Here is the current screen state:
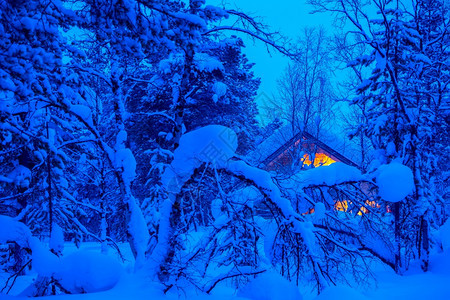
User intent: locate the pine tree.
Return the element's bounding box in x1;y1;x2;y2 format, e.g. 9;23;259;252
309;0;449;272
0;0;92;244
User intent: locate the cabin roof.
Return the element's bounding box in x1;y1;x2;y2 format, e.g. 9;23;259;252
249;125;359;168
262;131;358;167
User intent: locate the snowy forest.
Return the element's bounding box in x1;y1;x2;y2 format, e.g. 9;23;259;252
0;0;449;299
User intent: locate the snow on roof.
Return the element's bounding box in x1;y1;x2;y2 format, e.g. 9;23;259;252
249;124;297;165
249;124;361;168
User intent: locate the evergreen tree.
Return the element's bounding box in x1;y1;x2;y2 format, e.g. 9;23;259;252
309;0;449;272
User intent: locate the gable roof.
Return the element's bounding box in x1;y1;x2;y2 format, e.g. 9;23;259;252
262;131;358;168
249;125;359;169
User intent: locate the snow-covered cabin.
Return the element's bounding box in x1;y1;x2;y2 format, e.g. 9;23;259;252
250;126;380;217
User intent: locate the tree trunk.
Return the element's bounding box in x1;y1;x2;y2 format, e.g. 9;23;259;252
419;216;430;271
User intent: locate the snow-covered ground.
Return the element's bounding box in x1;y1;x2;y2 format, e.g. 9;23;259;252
2;241;450;299
313;251;450;300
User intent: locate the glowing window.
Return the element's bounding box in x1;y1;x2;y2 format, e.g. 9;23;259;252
302;153;336;167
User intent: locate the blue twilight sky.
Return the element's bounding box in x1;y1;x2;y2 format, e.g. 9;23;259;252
210;0;336;122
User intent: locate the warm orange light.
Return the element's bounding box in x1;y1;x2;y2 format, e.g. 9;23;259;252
302;207;315;215
302;153;336;167
304;200;383;216
357;200;380;215
335;200;348;212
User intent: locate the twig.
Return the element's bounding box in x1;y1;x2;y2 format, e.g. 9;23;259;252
1;259;32;294
205;269;266;294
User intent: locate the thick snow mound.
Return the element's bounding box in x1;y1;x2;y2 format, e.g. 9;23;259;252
163;125;237;193
0;215;32;247
238;271;302;300
175;125;237;165
0;216;60;277
314;286;369;300
286;162;363;188
376;162;414;202
55;250;123;294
